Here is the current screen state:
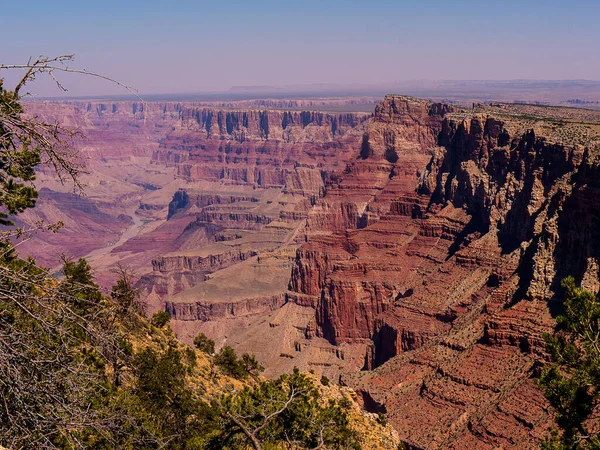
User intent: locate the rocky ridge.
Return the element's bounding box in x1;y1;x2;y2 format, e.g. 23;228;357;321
285;96;600;449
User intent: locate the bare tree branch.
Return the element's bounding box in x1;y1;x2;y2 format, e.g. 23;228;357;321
2;54;143;102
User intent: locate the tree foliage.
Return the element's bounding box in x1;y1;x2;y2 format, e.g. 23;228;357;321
212;368;360;450
0;74;83;226
539;277;600;450
194;332;215;354
214;345;264;380
0;250;149;448
150;310;171;328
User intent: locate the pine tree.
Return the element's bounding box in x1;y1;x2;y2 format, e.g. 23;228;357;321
538;277;600;449
193;332;215;354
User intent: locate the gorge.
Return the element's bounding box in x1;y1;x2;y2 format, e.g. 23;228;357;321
19;94;600;449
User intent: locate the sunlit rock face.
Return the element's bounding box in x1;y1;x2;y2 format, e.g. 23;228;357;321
288;96;600;449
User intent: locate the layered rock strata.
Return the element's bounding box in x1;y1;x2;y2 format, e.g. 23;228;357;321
22;96;600;448
153;108;370;195
134;106;370;312
286;96;600;449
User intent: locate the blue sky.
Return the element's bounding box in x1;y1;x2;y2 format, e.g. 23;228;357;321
1;0;599;96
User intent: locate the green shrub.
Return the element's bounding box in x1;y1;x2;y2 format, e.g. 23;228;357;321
213;368;360;449
214;346;263;380
151;310;171;328
193;332;215;354
241;352;264;376
538;277;600;449
214;345;245;379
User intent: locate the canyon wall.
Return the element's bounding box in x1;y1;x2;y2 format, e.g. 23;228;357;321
153;108;369;195
135;105;370;311
19;100;369;293
286;96;600;449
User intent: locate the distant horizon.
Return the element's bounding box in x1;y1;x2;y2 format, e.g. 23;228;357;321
29;78;600;97
23;79;600;105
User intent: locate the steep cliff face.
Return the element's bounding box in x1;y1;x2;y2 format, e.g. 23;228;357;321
291;96;454;344
135;105;371;311
293;98;600;357
167;191;260;219
153;108;370;195
286;96;600;449
165;293;286;321
418;110;594;301
178;108;367;141
303;97;450;233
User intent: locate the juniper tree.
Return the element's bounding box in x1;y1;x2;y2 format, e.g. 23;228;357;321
194;332;215;354
212;368;360;450
539;277;600;449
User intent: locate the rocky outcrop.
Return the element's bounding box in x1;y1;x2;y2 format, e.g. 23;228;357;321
302;96;449;233
287;96;600;448
194;211;272;229
152;249;258;273
168;191;260;219
165;293;286;321
178;108;368;142
153;108;369;195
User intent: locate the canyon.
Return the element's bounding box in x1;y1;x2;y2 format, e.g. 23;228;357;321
18;94;600;449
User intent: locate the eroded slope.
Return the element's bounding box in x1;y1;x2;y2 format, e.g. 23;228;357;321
287;96;600;449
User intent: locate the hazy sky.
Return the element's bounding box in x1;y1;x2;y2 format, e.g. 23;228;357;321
2;0;599;97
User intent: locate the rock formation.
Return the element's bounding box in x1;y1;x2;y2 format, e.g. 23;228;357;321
287;97;600;449
19;100;368;291
154;108;369;194
134;106;370;310
19;95;600;449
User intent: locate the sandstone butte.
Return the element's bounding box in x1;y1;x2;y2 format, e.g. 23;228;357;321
19;95;600;449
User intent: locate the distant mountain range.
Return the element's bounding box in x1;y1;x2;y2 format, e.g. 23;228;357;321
37;79;600;107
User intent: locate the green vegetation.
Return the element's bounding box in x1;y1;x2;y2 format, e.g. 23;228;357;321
0;251;361;449
216;368;360;450
214;345;264;380
538;277;600;449
150;310;171;328
194;332;215;354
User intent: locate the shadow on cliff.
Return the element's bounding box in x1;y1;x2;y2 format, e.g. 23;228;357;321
510;165;600;318
549;172;600;316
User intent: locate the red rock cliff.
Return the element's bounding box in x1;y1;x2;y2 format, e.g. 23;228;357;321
288;96;600;449
152;108;370;195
